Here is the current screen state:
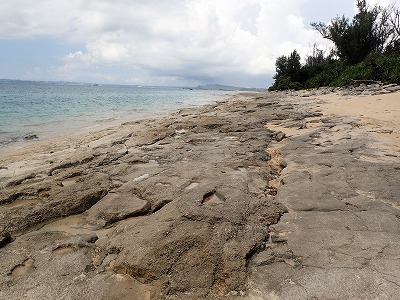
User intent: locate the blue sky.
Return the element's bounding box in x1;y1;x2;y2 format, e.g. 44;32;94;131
0;0;394;87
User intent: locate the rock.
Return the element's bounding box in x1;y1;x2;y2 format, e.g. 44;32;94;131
387;85;400;92
362;90;374;95
87;193;151;226
301;93;311;97
382;84;398;89
275;131;286;142
5;173;36;187
0;173;110;233
0;227;12;248
281;120;306;129
0;92;297;298
332;82;400;96
106;196;287;297
373;89;391;95
23;133;39;140
247;93;400;299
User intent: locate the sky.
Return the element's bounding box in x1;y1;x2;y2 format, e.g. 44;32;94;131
0;0;395;88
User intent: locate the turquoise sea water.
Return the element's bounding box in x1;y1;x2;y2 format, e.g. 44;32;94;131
0;80;231;146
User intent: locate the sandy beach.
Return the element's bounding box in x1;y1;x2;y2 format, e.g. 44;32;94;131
1;88;399;299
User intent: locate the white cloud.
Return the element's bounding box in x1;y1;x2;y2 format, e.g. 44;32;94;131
0;0;351;86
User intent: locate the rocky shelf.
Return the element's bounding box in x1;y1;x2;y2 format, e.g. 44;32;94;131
1;88;399;299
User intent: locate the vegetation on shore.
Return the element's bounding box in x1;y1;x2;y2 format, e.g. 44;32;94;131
269;0;400;91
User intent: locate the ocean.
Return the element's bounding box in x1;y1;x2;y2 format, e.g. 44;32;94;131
0;80;232;147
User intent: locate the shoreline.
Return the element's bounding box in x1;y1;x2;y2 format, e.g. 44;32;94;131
0;92;233;156
0;82;234;151
1;89;400;299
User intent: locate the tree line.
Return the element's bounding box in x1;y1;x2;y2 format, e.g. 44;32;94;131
269;0;400;91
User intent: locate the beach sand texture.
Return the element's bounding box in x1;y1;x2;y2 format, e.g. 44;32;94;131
0;89;399;299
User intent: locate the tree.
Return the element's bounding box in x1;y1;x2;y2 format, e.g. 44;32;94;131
269;1;400;90
274;50;301;80
305;44;328;67
270;50;302;90
274;55;288;77
311;0;392;64
382;3;400;53
287;50;301;81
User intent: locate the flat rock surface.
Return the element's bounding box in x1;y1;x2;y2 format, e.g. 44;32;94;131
248;91;400;300
0;89;399;299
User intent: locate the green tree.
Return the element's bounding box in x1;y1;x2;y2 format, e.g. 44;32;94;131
269;1;400;90
287;50;301;81
312;0;385;64
275;55;288;77
270;50;302;90
274;50;301;79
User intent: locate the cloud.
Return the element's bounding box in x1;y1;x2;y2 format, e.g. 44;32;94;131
5;0;390;86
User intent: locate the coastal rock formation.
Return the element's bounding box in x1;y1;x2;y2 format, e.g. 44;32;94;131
0;93;296;299
1;88;399;299
247;91;400;299
276;82;400;98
